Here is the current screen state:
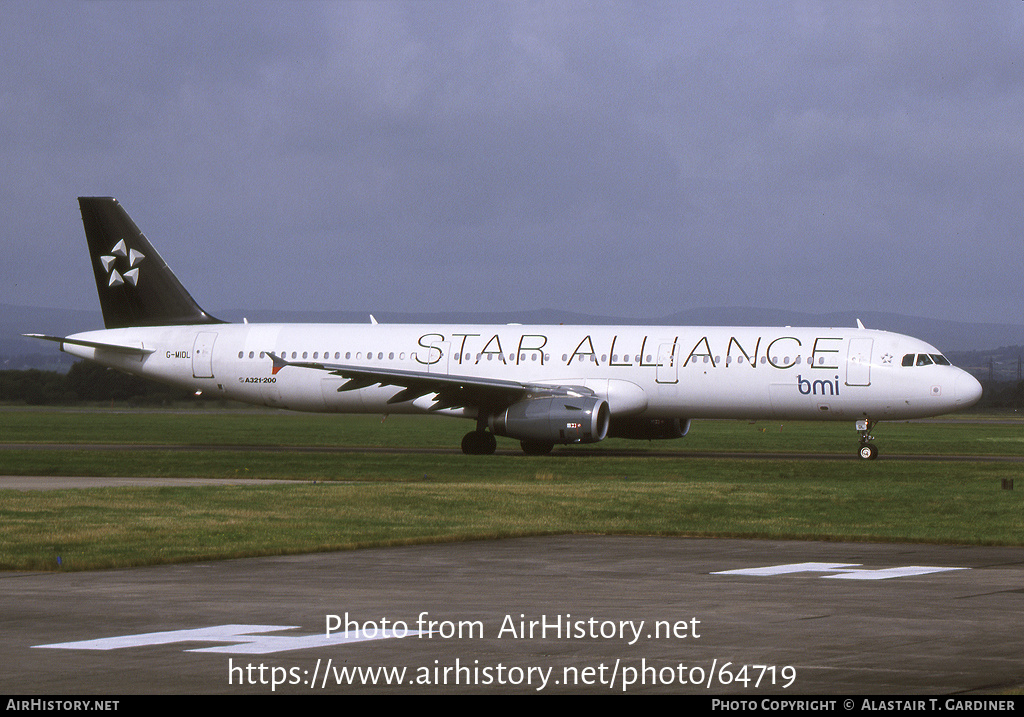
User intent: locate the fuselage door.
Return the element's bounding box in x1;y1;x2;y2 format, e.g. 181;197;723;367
846;338;873;387
656;340;678;384
426;340;450;375
192;331;218;379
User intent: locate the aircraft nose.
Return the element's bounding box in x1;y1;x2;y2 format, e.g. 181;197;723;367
954;371;983;408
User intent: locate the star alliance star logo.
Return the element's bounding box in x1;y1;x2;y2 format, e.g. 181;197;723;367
98;239;145;287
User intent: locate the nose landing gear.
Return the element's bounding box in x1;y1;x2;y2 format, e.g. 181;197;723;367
856;418;878;459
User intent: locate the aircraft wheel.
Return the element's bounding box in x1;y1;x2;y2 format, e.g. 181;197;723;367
858;443;878;460
520;440;554;456
462;431;497;455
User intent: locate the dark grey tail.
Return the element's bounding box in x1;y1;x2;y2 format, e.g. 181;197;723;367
79;197;223;329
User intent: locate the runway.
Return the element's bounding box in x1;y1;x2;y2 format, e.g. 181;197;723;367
3;443;1023;462
4;536;1023;694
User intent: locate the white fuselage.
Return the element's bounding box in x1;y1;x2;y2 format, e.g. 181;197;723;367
60;323;982;423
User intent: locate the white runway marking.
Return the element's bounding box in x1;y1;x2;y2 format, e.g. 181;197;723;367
711;562;969;580
34;624;424;655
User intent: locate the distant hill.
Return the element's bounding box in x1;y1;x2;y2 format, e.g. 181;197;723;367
5;302;1023;372
2;304;101;370
945;345;1023;382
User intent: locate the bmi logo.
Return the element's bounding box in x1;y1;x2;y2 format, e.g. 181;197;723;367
99;239;145;288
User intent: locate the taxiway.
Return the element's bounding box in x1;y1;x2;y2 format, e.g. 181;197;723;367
3;536;1022;694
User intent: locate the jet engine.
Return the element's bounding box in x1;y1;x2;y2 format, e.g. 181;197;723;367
607;417;691;440
488;396;610;444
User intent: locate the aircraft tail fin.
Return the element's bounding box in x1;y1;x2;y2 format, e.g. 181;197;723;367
79;197;224;329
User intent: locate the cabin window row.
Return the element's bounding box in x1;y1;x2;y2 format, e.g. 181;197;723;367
235;351;555;361
234;350;840;367
237;350;404;360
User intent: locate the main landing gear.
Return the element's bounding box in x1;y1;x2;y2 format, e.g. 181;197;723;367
856;419;878;460
461;431;556;455
461;430;497;455
519;440;554;456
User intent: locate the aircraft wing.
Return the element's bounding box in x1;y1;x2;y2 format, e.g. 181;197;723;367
267;352;592;411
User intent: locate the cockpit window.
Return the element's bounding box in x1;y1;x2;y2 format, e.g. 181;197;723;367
903;353;952;367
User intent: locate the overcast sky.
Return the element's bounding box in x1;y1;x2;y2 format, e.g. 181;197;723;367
2;1;1022;325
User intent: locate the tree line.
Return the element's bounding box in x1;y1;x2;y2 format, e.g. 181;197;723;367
0;362;199;406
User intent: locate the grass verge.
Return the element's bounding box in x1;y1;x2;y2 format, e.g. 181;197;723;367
1;408;1021;571
1;454;1021;571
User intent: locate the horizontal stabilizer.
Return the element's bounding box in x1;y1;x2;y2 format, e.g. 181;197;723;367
23;334;156;356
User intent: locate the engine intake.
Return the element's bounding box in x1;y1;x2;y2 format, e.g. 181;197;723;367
489;396;610;444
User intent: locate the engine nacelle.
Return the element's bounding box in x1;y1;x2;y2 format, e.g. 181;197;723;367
607;417;691;440
489;396;611;444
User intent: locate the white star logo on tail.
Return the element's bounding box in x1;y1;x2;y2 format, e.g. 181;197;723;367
99;240;145;287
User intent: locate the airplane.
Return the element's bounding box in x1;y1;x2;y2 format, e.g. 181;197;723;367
26;197;983;459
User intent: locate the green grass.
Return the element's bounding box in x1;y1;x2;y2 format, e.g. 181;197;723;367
1;407;1021;571
2;405;1022;455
